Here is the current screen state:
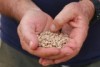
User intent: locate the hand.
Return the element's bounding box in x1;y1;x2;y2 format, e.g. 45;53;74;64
17;9;60;58
39;0;95;66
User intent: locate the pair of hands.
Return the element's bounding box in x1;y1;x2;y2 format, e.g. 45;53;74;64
17;1;94;66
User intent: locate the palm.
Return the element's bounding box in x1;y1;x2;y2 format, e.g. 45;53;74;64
53;16;89;64
62;17;88;49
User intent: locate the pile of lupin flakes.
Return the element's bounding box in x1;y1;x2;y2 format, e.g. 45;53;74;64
38;31;69;48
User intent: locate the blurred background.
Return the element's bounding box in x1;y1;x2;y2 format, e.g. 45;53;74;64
0;15;1;30
0;14;1;45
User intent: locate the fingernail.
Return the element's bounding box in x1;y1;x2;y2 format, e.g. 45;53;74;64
42;62;50;66
29;41;35;50
50;24;56;31
29;41;33;47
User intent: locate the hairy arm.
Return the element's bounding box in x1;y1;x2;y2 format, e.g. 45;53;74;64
0;0;40;21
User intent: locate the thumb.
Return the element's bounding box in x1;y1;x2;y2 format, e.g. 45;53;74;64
23;26;39;50
29;34;39;50
18;20;39;50
50;4;76;32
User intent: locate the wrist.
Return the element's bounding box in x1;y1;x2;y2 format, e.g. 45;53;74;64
0;0;41;21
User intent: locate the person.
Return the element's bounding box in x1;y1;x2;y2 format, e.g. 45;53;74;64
0;0;100;67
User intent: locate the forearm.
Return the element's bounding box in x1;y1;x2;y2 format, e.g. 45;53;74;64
79;0;95;21
0;0;40;21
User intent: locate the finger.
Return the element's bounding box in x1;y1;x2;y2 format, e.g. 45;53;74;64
69;23;88;47
53;28;88;64
46;39;77;59
44;35;76;60
54;48;77;64
28;47;60;58
50;4;76;32
21;40;60;58
54;56;69;64
39;58;54;66
19;35;60;58
62;20;88;50
46;39;79;60
53;30;87;64
46;53;65;60
43;14;53;31
61;22;73;35
20;38;71;65
46;46;73;59
39;58;44;65
17;25;39;50
54;49;78;64
63;39;78;50
23;28;39;50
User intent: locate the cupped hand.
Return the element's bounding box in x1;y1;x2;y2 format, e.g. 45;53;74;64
17;9;60;58
39;0;95;66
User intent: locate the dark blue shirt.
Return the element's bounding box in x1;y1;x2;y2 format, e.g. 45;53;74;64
1;0;100;66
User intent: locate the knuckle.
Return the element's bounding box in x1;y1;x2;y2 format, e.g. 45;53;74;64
54;18;64;30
